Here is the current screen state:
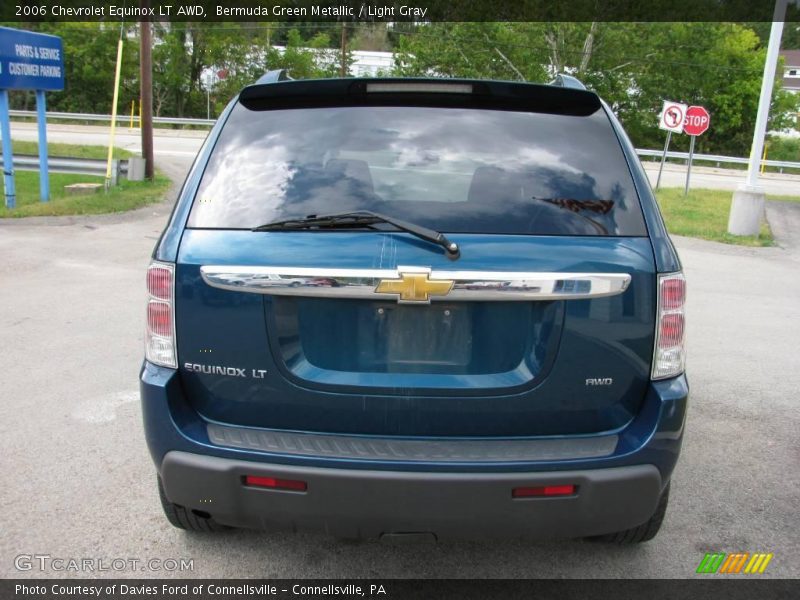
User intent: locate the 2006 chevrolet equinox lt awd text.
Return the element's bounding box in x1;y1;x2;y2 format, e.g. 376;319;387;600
141;72;688;543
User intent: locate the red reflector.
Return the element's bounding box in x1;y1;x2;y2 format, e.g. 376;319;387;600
147;301;171;337
512;484;576;498
244;475;307;492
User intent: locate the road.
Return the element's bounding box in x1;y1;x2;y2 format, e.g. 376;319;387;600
1;125;799;579
5;121;800;196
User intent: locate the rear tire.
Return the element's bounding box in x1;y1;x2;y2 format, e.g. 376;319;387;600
588;483;670;544
157;476;229;532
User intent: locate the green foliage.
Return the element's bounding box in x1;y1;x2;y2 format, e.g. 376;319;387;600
151;23;349;118
392;22;800;157
4;22;139;115
394;23;548;82
766;136;800;162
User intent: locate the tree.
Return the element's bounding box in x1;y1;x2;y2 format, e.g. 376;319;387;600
4;22;139;115
393;23;548;82
392;22;800;156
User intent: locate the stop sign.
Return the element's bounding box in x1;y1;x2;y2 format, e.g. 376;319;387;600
684;105;710;136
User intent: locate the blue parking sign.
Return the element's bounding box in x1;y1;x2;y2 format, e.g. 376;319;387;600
0;26;64;91
0;26;65;208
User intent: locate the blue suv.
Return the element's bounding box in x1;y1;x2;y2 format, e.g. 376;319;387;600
141;73;688;542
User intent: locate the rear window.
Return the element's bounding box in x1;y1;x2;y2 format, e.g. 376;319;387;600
188;103;646;236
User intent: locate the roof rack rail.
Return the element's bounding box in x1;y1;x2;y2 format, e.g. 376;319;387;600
550;74;587;90
254;69;293;85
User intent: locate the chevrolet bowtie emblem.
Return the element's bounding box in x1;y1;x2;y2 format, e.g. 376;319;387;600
375;270;454;303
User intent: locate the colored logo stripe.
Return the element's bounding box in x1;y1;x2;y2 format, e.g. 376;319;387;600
744;553;773;574
697;553;726;574
697;552;774;574
719;553;749;573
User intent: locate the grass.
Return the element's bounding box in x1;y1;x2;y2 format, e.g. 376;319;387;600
9;139;134;160
655;188;800;247
0;141;170;218
0;171;170;218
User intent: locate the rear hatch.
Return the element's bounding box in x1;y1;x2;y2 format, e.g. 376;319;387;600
174;80;656;437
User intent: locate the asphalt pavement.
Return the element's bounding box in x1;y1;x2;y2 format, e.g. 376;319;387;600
1;141;799;580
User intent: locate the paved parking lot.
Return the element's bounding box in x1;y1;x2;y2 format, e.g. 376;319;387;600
1;156;798;579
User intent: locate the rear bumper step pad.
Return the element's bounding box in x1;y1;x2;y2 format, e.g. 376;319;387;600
207;423;618;463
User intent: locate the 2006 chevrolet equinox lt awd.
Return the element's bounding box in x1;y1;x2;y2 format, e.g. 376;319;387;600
141;72;688;543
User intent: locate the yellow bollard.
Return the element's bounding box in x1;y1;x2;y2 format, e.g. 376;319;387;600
761;142;768;174
130;100;134;129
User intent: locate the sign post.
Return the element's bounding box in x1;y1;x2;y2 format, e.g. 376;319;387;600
0;90;15;208
728;0;786;236
0;26;65;207
656;100;687;190
682;105;711;196
35;89;49;201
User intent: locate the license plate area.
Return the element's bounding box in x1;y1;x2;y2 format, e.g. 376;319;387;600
271;297;551;377
364;303;472;371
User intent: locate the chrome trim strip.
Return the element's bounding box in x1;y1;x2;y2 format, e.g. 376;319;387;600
207;423;619;462
200;265;631;302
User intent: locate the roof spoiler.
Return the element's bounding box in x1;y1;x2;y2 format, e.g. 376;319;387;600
550;74;587;90
239;77;601;117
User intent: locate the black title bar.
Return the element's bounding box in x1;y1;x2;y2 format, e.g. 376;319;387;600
1;0;799;22
4;579;800;600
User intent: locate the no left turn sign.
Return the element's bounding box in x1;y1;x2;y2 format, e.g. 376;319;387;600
659;101;687;133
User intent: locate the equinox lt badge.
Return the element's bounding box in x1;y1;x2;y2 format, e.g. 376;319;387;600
184;363;267;379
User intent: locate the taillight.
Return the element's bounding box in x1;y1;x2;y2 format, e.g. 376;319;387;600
145;261;176;368
652;272;686;379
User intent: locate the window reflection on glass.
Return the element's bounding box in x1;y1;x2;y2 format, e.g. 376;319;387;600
189;105;646;236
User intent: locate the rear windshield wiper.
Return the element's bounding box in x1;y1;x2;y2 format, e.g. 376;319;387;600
252;211;461;259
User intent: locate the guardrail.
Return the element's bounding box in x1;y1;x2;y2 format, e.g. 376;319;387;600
9;109;214;127
6;109;800;171
0;154;128;185
635;148;800;172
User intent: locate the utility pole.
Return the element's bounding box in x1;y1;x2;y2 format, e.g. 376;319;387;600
727;0;787;236
340;23;347;77
140;2;154;181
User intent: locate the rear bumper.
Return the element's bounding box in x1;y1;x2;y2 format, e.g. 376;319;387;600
141;361;688;538
161;451;662;539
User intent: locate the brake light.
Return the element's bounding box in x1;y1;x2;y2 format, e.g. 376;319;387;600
366;82;473;94
652;272;686;379
145;261;176;368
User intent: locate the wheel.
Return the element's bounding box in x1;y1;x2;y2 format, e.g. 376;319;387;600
587;483;670;544
157;476;228;532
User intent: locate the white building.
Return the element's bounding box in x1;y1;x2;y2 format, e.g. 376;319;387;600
779;50;800;93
